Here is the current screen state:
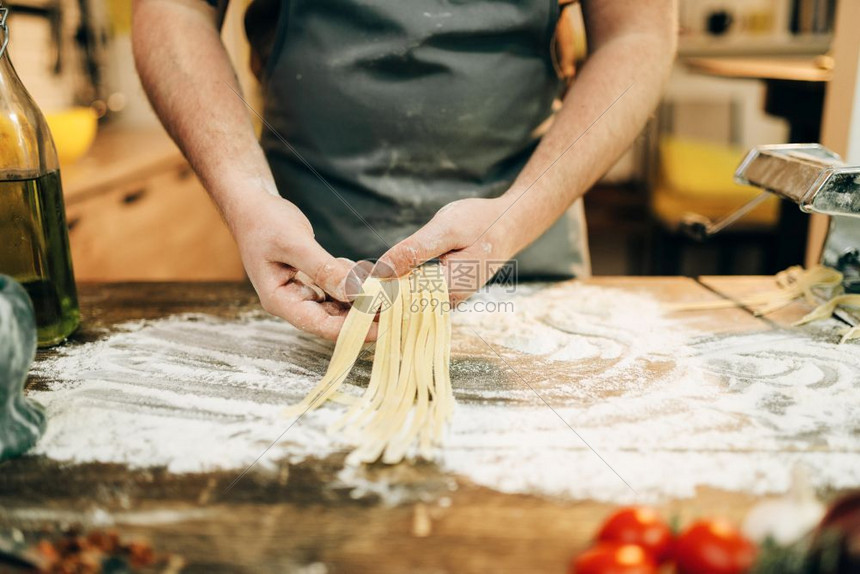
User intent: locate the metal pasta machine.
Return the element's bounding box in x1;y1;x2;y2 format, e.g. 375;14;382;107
681;143;860;323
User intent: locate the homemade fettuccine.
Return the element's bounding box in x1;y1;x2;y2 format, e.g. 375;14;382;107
285;265;453;465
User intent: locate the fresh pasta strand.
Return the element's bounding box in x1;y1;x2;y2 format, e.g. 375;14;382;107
326;275;406;435
793;294;860;344
669;265;860;344
840;326;860;344
667;265;843;316
282;278;386;418
284;265;454;465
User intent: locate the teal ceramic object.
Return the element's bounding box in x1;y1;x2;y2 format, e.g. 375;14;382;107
0;274;46;461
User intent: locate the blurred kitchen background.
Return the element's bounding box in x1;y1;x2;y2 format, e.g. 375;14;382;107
8;0;859;280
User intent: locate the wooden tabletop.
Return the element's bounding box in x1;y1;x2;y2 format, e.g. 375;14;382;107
1;278;855;573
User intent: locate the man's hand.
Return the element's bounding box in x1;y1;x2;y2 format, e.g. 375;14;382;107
377;197;517;303
230;192;369;340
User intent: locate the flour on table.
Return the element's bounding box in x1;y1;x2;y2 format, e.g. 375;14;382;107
28;283;860;503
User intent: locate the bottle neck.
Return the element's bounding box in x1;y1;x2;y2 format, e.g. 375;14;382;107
0;2;25;108
0;44;21;92
0;4;9;65
0;24;60;178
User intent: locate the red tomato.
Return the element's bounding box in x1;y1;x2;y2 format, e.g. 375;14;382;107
571;542;657;574
674;519;756;574
596;506;673;563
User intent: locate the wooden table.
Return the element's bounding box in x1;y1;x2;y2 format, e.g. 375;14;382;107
1;277;855;573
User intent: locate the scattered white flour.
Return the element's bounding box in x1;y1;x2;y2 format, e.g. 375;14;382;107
26;283;860;503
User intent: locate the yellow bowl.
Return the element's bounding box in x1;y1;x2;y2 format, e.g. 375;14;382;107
45;107;98;166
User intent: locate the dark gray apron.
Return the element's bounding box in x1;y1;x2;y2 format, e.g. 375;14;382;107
246;0;588;278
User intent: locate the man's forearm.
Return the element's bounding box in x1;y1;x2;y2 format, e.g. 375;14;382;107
132;0;277;231
497;1;677;257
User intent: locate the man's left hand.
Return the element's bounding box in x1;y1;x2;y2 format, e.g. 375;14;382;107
376;197;518;303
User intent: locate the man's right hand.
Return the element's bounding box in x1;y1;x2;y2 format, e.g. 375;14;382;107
229;192;364;341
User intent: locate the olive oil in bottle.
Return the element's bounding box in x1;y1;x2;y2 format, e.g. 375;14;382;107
0;4;80;346
0;171;79;345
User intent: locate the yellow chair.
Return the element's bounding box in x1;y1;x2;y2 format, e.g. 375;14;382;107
650;136;781;275
653;136;779;230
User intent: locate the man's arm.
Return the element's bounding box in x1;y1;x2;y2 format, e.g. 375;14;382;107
132;0;360;340
378;0;677;296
